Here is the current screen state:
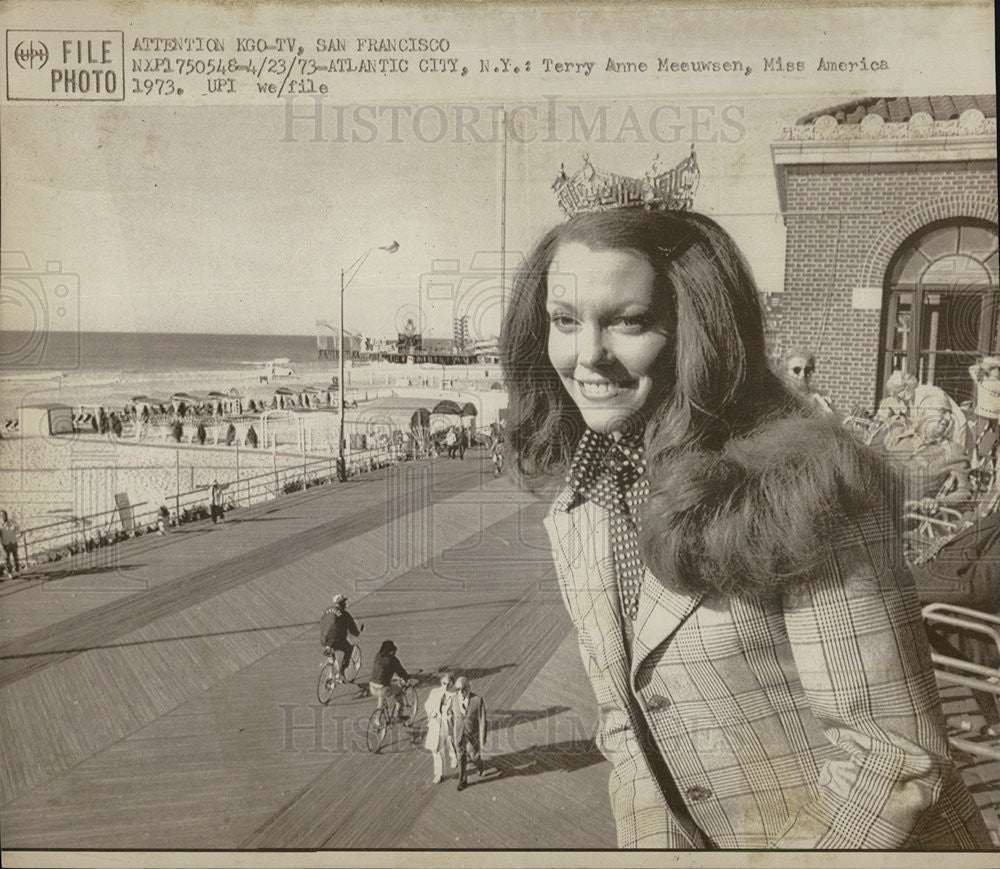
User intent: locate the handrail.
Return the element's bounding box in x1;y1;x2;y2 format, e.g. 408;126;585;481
923;603;1000;625
14;439;423;567
922;611;1000;650
921;601;1000;763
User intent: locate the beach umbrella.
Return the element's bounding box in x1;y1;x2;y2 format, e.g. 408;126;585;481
432;399;463;416
461;402;478;417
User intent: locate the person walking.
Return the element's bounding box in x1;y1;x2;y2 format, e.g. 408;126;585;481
451;676;487;791
1;510;21;576
457;426;468;460
157;503;171;536
445;426;458;459
491;436;504;477
424;672;458;783
209;479;227;523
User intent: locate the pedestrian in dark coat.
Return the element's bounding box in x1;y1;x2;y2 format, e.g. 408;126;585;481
451;676;487;790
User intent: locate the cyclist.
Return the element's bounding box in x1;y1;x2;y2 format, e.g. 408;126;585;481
369;640;413;721
319;593;362;682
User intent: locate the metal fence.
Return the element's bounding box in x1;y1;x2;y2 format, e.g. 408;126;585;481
13;440;420;568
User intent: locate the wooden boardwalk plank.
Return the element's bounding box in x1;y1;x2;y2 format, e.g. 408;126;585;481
0;458;545;842
0;461;477;673
5;453;992;849
402;629;615;849
241;525;567;849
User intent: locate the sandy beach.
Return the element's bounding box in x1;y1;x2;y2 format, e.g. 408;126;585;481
6;361;354;423
0;360;508;540
0;358;508;420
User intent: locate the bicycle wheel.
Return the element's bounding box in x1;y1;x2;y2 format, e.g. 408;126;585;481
343;644;362;683
316;662;336;705
366;707;389;753
399;685;419;726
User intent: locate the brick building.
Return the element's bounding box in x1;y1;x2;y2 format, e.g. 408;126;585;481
772;95;998;412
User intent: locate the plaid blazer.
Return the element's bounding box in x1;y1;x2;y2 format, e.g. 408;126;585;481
544;491;991;850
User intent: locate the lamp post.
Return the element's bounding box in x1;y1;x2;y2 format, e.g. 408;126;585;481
337;241;398;480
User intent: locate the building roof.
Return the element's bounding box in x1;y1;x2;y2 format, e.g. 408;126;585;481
797;95;996;126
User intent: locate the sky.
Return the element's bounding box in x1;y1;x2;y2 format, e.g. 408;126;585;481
1;0;995;341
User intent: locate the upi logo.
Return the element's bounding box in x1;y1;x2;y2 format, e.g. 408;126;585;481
13;39;48;70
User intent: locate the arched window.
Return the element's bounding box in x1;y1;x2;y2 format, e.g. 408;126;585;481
879;219;999;404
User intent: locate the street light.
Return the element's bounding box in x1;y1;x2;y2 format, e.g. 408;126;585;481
337;241;399;480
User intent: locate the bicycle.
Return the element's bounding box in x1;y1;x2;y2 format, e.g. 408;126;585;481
316;640;363;705
366;675;421;753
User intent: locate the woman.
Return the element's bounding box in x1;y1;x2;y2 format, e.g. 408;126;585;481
500;207;990;849
424;672;458;783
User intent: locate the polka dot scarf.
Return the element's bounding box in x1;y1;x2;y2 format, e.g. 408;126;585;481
566;429;650;620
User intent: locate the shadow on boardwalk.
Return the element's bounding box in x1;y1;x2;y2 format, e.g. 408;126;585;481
438;663;517;682
489;706;572;730
471;739;604;786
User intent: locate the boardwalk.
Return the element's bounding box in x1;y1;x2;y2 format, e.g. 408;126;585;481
0;453;614;849
0;452;997;850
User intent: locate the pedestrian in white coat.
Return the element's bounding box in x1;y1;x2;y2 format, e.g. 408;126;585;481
423;672;457;783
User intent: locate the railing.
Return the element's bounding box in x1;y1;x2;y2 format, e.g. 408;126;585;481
923;603;1000;762
14;440;420;568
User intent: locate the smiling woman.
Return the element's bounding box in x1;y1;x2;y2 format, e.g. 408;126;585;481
499;206;991;850
545;242;670;434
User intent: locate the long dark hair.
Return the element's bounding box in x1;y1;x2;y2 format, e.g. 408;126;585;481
500;207;799;483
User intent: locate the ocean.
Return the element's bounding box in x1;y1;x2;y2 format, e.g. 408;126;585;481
0;331;321;375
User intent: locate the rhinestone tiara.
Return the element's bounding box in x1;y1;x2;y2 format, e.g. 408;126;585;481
552;147;700;217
